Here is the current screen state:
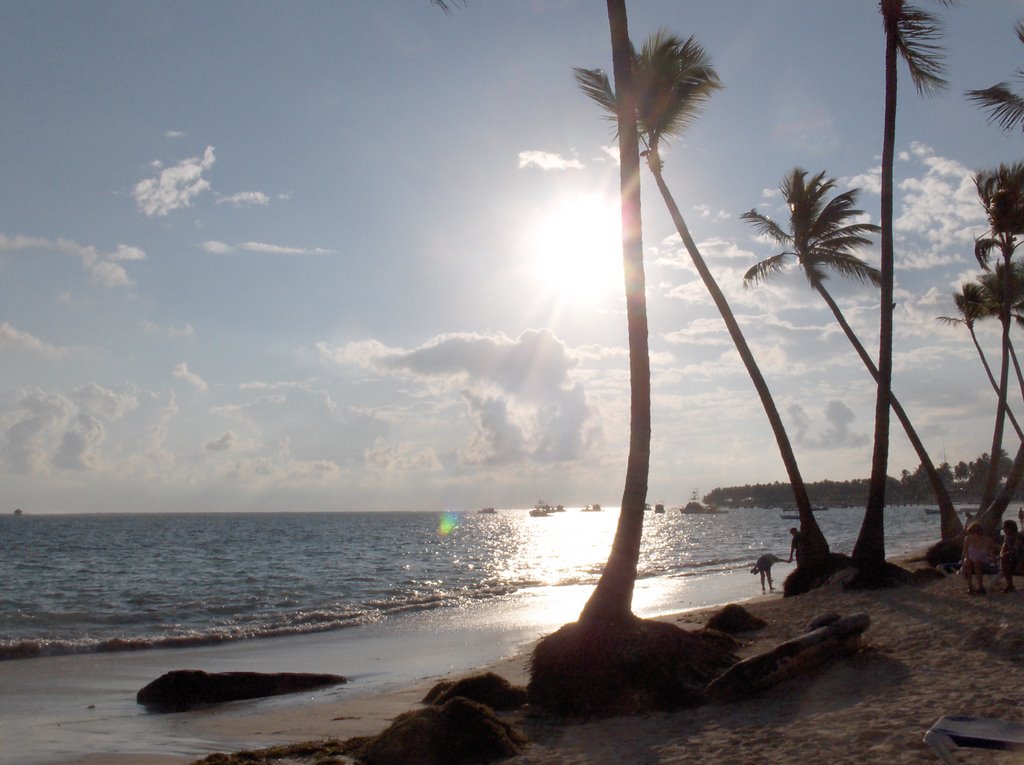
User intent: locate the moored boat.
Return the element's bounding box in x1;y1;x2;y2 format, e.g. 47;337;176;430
679;490;725;515
478;507;497;514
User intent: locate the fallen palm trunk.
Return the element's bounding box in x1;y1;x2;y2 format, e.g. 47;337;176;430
705;612;870;703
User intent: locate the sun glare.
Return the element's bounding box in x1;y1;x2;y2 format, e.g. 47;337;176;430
527;194;623;303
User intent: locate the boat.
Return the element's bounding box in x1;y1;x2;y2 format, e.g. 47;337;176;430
654;502;665;514
581;503;602;512
679;490;725;515
13;508;22;516
478;507;497;514
530;499;553;517
780;512;801;520
924;507;941;516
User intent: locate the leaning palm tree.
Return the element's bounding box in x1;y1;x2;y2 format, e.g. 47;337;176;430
575;33;831;593
854;0;950;584
938;280;1021;437
576;0;651;627
743;168;962;541
529;7;736;720
973;163;1024;512
966;20;1024;132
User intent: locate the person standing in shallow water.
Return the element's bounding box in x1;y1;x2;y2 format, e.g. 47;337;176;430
787;527;802;564
751;553;782;593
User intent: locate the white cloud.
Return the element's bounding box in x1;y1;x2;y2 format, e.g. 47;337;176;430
0;323;69;358
0;233;144;288
140;320;195;338
198;240;335;256
320;329;600;465
216;191;270;207
133;145;216;217
165;130;185;138
517;150;584;171
172;361;209;393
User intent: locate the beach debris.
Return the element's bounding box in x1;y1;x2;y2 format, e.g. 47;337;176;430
136;669;347;712
422;672;527;710
704;603;767;634
347;696;526;765
528;617;738;717
705;612;870;703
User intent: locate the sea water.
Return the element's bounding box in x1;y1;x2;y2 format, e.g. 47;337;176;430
0;505;945;661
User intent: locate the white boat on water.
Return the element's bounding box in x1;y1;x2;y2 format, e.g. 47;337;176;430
478;507;497;514
679;490;725;515
581;503;602;512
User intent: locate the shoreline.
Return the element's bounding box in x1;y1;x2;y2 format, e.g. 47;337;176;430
17;547;1012;765
5;565;781;765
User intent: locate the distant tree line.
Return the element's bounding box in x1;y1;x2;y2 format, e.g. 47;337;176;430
706;451;1022;509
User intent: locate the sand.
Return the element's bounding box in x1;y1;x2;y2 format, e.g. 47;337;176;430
40;561;1024;765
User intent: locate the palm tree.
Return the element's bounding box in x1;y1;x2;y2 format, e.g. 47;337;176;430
743;168;962;541
575;33;831;590
937;278;1024;443
973;164;1024;511
854;0;949;582
966;20;1024;132
577;0;650;626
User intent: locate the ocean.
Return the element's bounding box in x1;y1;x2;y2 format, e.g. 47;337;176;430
0;504;944;663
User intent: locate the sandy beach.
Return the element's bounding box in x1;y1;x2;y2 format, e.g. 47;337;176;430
41;556;1024;765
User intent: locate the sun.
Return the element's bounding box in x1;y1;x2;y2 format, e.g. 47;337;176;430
527;194;623;303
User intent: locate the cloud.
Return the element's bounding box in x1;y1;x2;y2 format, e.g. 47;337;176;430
53;413;105;470
133;145;215;217
517;150;584;171
0;233;144;288
205;431;235;452
198;240;335;256
1;390;74;474
788;400;863;449
165;130;185;138
363;437;442;472
216;191;270;207
0;323;69;358
172;362;209;393
140;320;195;338
320;329;600;465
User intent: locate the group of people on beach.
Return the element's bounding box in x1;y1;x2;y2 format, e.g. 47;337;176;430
961;515;1024;595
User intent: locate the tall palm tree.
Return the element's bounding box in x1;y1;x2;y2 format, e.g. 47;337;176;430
577;0;650;625
854;0;949;580
743;168;962;541
575;34;831;588
966;20;1024;133
973;163;1024;510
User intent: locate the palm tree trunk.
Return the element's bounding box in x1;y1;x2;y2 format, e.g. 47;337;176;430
579;0;649;625
978;438;1024;534
648;158;828;570
814;285;962;540
981;286;1012;508
854;11;898;569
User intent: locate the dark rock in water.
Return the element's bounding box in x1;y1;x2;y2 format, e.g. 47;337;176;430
353;696;526;765
136;669;347;712
422;672;527;711
705;604;767;634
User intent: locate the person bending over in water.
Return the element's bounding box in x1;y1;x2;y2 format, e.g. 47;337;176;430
751;553;782;593
962;521;998;595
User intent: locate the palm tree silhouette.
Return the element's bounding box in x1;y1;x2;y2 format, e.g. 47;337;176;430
966;20;1024;132
575;33;831;589
743;168;962;541
854;0;949;583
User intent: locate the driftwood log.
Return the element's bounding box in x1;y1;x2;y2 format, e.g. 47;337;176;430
705;612;870;703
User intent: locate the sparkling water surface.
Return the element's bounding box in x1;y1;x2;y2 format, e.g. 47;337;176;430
0;505;945;660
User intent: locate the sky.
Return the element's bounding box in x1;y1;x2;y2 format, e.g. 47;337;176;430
3;1;1024;514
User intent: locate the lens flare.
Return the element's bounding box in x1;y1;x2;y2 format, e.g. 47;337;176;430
438;511;459;536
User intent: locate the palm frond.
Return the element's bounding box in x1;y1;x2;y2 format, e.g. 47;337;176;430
573;67;619;124
740;209;791;247
975;237;998;268
891;4;949;96
742;254;790;287
966;83;1024;133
